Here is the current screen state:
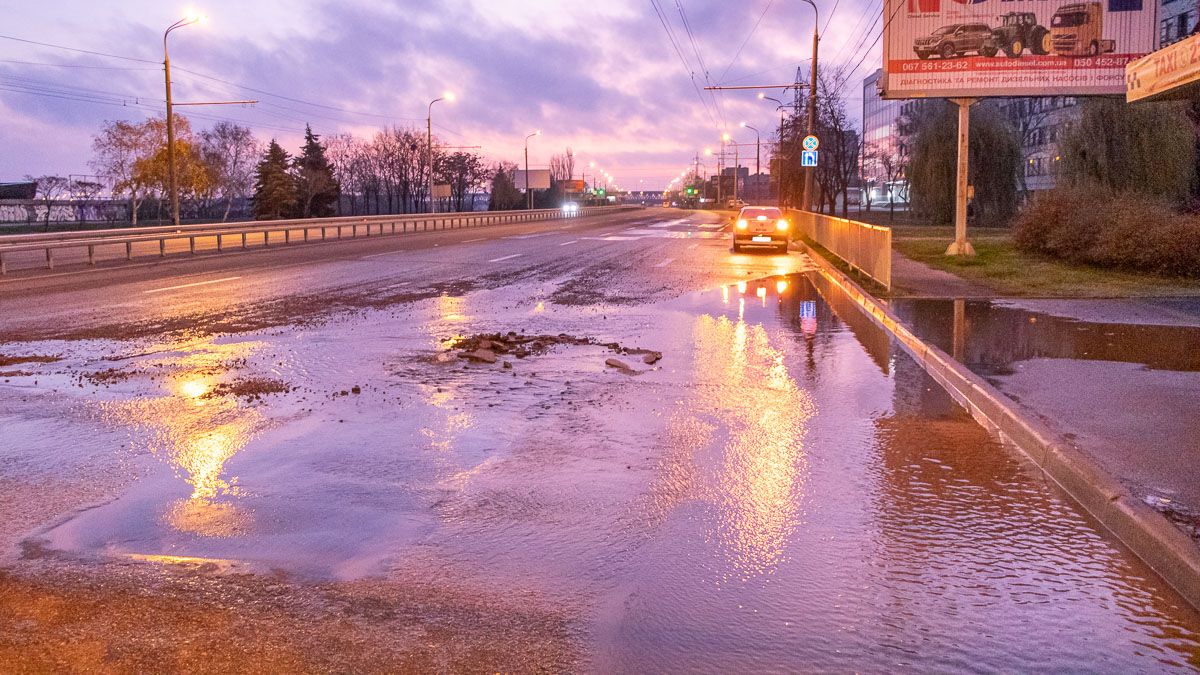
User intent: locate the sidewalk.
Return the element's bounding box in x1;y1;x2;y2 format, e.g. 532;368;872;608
890;249;993;298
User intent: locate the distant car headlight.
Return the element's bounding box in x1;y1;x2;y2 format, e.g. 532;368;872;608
736;219;749;230
776;219;789;231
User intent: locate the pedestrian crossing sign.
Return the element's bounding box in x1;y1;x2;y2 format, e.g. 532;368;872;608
801;150;818;167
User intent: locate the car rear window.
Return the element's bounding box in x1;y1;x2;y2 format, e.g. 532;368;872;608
740;208;782;219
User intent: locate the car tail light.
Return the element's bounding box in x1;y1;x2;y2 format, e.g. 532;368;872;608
776;219;789;231
736;219;749;230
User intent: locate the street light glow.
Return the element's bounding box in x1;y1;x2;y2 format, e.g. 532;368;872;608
444;91;456;102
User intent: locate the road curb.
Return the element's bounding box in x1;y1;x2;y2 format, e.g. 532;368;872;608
800;241;1200;612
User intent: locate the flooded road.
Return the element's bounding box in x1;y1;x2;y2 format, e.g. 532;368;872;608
2;210;1199;671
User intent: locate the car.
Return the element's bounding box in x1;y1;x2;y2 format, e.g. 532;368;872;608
725;198;747;209
732;206;789;253
914;23;998;59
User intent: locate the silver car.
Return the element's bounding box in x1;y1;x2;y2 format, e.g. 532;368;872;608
732;206;789;253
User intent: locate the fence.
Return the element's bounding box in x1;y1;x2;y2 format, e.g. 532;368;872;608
788;209;892;290
0;205;637;275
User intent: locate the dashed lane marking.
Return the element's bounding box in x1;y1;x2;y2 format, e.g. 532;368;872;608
654;258;674;268
488;254;524;263
144;276;241;294
463;238;488;243
558;240;579;246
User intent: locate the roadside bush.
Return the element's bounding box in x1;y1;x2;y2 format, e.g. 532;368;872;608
1014;187;1200;277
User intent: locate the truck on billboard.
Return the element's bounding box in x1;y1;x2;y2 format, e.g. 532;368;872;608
881;0;1157;98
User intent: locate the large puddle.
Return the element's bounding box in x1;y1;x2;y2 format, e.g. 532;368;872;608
891;297;1200;531
2;274;1199;670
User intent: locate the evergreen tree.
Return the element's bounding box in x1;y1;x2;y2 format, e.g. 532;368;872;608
488;162;523;210
294;125;340;217
253;139;296;220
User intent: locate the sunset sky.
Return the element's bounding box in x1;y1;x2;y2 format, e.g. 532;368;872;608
0;0;882;189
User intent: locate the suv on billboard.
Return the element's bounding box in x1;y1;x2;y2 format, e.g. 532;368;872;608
1051;3;1116;56
992;12;1052;57
914;23;998;59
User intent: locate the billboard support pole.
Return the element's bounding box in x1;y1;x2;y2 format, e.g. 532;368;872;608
947;98;977;257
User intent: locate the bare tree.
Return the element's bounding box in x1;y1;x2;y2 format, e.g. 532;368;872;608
548;148;576;182
201;121;260;221
26;175;70;230
69;179;103;224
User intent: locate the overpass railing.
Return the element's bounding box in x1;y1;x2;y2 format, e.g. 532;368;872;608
0;205;637;275
788;210;892;290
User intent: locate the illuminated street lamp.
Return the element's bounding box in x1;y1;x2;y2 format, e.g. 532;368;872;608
163;11;207;227
525;130;541;209
427;92;455;214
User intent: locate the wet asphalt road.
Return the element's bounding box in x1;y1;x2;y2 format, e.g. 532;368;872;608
1;208;1200;672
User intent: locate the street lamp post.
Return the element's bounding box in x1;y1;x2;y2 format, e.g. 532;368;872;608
427;92;454;214
799;0;820;212
741;122;761;202
525;130;540;210
163;13;204;227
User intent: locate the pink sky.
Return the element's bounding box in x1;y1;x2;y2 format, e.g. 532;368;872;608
0;0;881;190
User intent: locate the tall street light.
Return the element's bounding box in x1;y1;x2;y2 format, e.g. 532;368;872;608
799;0;820;212
163;11;206;227
741;122;761;202
427;92;455;214
525;130;541;210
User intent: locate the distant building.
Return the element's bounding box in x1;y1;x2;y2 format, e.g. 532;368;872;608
998;95;1079;193
860;69;915;207
0;181;37;200
1161;0;1198;46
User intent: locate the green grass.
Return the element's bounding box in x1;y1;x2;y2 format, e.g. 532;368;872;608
893;227;1200;297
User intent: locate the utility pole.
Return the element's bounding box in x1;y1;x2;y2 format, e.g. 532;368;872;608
800;0;820;213
524;130;540;210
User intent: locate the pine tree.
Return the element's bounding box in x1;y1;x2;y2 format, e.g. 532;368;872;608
294;125;340;218
253;140;296;220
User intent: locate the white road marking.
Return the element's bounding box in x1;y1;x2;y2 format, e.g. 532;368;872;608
505;232;555;240
488;254;524;263
654;258;674;268
361;250;407;259
688;243;699;250
144;276;241;294
558;239;579;246
463;238;488;243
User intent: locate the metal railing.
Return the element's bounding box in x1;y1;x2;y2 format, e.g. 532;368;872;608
788;210;892;290
0;205;636;275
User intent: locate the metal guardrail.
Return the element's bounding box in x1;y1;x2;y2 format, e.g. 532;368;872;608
0;206;636;275
788;210;892;290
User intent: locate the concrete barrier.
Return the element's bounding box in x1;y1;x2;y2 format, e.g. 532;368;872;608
800;240;1200;611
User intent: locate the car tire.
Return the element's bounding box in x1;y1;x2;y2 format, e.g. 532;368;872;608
1088;41;1099;56
939;43;955;59
980;44;998;57
1005;39;1023;58
778;244;789;254
1031;27;1051;55
917;51;930;60
732;242;741;253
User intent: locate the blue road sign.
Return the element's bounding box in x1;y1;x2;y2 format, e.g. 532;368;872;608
801;150;818;167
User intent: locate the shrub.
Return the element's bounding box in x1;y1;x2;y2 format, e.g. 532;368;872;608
1014;187;1200;277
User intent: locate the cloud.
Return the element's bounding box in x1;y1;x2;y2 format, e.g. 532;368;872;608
0;0;875;187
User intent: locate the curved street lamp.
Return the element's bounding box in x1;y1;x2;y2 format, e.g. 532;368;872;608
163;12;206;227
741;122;761;201
427;92;455;214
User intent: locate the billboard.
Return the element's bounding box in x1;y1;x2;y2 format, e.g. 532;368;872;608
881;0;1158;98
513;169;551;191
562;179;587;193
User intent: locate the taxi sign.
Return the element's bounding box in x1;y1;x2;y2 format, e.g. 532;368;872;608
802;135;819;151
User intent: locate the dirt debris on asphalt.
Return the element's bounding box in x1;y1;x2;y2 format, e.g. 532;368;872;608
203;378;293;402
444;332;662;374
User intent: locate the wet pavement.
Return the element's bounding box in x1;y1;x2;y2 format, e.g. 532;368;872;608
892;297;1200;538
2;209;1200;671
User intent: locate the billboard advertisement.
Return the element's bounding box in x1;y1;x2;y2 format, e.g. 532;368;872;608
513;169;552;190
881;0;1158;98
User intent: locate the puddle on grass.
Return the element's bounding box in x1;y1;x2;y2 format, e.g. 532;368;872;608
4;274;1200;670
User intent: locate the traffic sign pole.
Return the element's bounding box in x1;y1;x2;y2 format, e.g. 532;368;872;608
946;98;977;257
